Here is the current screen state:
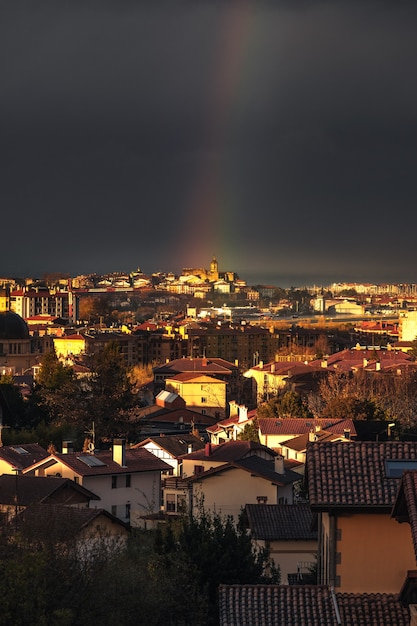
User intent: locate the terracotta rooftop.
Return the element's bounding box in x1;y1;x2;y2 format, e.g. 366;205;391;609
0;474;99;506
16;503;129;541
0;443;50;470
245;503;317;541
307;441;417;510
258;418;357;438
218;585;409;626
181;440;274;462
133;434;204;457
154;357;236;375
30;447;171;477
188;456;301;487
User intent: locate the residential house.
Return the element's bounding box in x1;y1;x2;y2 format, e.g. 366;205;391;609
15;503;129;560
0;443;50;475
153;356;240;400
0;474;100;521
218;585;410;626
245;503;318;585
162;440;300;520
280;429;354;465
165;372;227;419
206;401;257;444
258;418;356;451
306;440;417;593
132;434;204;476
25;439;171;527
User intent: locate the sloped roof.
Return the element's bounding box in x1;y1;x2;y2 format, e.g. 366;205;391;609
166;372;225;384
307;441;417;510
16;503;129;541
0;474;99;505
258;418;357;438
181;440;274;462
245;503;317;541
154;357;236;375
0;443;50;470
219;585;409;626
188;456;300;487
133;434;204;458
30;448;171;477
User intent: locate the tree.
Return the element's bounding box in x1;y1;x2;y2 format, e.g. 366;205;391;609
155;509;280;625
29;350;83;427
84;342;138;441
237;417;260;442
257;391;312;419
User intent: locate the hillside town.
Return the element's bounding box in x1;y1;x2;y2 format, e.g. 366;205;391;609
2;259;417;624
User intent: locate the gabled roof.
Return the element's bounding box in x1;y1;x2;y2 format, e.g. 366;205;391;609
218;586;409;626
245;503;317;541
133;434;204;458
0;474;100;505
181;440;274;462
16;503;129;541
0;443;50;470
307;441;417;510
258;418;357;438
29;448;171;477
187;456;300;487
165;373;225;384
153;357;236;375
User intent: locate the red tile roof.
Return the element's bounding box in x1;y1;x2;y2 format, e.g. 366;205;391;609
258;418;357;437
307;441;417;510
245;503;317;541
33;448;171;477
0;443;50;471
181;440;273;462
218;586;409;626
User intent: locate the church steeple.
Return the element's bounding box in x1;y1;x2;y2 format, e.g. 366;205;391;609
209;255;219;281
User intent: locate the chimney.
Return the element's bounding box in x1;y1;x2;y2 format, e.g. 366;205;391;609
308;430;316;442
363;358;368;367
344;429;351;440
321;359;328;368
62;441;73;454
113;438;127;467
271;363;275;373
187;443;193;454
274;454;284;474
376;361;381;371
205;442;212;457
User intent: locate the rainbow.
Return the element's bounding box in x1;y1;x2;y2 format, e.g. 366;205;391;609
178;2;256;273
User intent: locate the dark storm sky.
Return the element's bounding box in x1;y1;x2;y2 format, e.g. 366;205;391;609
2;0;417;287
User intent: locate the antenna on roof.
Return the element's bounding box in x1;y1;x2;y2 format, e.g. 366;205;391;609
84;421;96;454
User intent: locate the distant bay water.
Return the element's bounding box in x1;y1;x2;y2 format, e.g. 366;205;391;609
241;271;417;290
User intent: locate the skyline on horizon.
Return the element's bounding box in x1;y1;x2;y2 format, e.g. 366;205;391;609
2;1;417;289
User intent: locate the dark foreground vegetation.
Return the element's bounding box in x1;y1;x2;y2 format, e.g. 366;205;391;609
0;508;279;626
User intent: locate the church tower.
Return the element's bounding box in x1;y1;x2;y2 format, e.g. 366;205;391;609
209;256;219;281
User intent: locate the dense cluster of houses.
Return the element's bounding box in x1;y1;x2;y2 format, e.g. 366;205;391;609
3;307;417;622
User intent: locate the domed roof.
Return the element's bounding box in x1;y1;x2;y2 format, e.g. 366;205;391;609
0;311;30;340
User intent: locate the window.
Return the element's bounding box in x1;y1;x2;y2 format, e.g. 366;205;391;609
111;505;117;516
201;397;207;403
194;465;204;474
112;475;117;489
166;494;176;512
385;459;417;478
125;502;131;519
125;474;131;488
